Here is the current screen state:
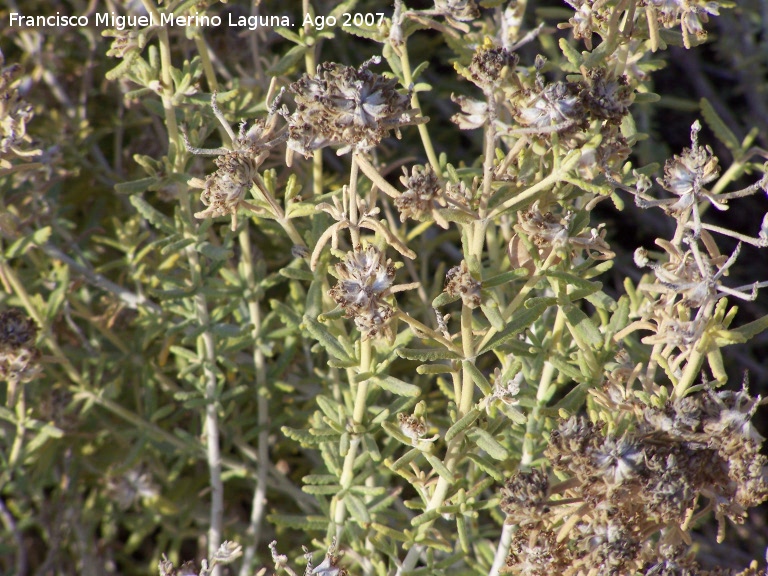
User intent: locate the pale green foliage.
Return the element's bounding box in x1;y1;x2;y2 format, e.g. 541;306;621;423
2;1;768;576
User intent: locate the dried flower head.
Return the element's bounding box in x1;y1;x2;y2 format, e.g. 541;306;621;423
504;528;572;575
285;57;425;157
500;468;551;526
466;45;519;90
649;0;721;48
1;56;37;166
559;0;608;50
329;245;396;339
107;468;159;510
514;202;614;264
103;28;146;59
580;68;634;124
396;164;448;228
512;80;584;136
433;0;480;23
445;260;481;308
305;538;348;576
184;92;281;231
451;94;489;130
397;412;431;443
0;308;41;384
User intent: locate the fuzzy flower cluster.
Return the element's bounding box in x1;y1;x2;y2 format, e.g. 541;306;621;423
184;93;279;231
509;202;614;272
396;164;448;228
0;308;41;384
499;382;768;575
284;57;425;157
329;245;396;339
560;0;722;51
453;53;635;176
444;260;481;308
0;54;37;168
621;121;768;380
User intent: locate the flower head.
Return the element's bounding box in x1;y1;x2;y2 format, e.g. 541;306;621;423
445;260;481;308
396;164;448;228
286;57;425;156
329;245;396;339
0;309;41;384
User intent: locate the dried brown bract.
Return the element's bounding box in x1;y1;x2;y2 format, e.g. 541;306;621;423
0;308;41;384
285;57;425;157
396;164;448;228
445;260;481;308
328;245;412;340
467;46;518;90
184;92;282;231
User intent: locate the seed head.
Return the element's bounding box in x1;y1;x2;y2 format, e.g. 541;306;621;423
445;260;481;308
286;57;424;156
467;46;518;89
192;151;259;224
396;164;448;228
329;245;396;339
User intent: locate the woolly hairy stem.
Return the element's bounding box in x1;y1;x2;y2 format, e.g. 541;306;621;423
488;523;514;576
399;43;440;174
333;339;372;542
479;94;498;218
140;0;178;160
348;157;361;246
302;0;324;198
238;223;270;576
400;170;486;575
183;197;223;576
521;306;564;467
149;4;223;568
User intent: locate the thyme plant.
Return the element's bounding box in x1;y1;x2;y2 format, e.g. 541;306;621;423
2;0;768;575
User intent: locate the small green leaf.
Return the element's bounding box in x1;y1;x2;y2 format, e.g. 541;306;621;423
274;26;304;44
268;44;307;76
559;38;583;68
130;195;175;234
302;485;341;495
466;428;509;460
396;348;460;361
316;395;343;424
465;453;503;482
478;301;549;355
433;291;460;307
422;453;455;482
286;202;318;219
302;474;338;485
303;315;353;362
5;226;52;258
481;302;505;331
197;242;232;261
462;362;492;395
445;408;481;443
563;304;603;348
482;268;528;288
279;267;314;281
374;375;421;397
700;98;741;153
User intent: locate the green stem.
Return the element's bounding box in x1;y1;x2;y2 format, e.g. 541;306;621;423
399;43;440;174
333;339;372;541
